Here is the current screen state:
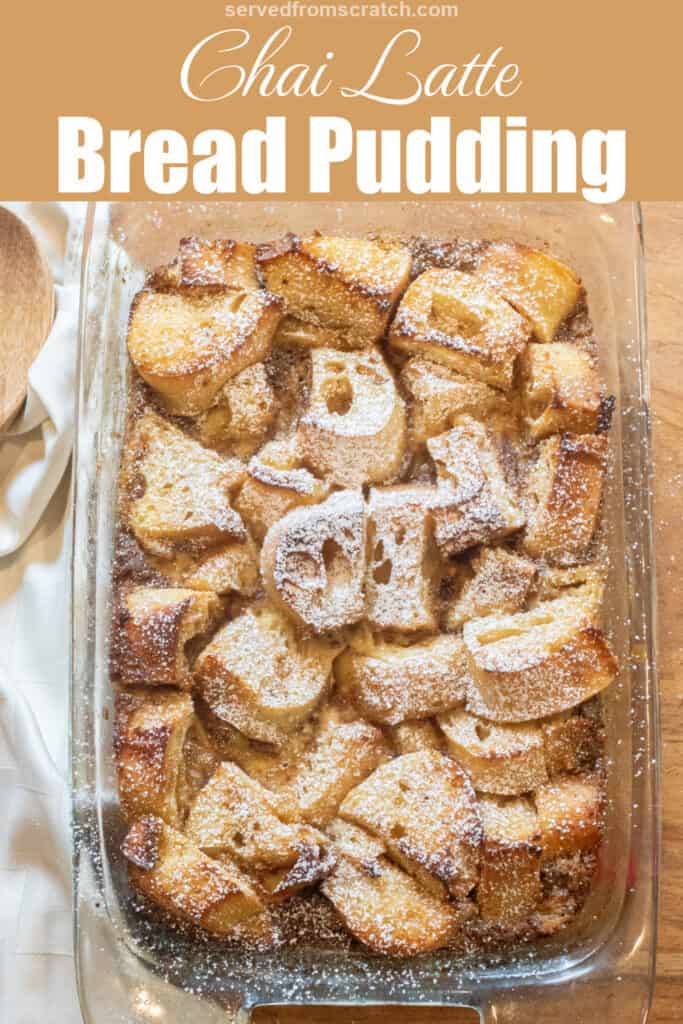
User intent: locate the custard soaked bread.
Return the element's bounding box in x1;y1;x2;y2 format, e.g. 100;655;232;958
114;231;615;952
258;234;411;346
127;288;282;415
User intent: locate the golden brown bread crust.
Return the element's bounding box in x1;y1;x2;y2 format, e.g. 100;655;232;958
476;242;582;343
117;587;222;688
275;315;354;351
185;762;335;901
464;586;618;722
388;268;530;390
523;432;608;564
196;362;277;458
151;236;259;293
521;342;602;440
115;689;218;827
127;288;282;415
438;708;548;796
477;795;542;924
401;356;506;446
279;709;390;826
194;602;339;746
335;632;470;725
427;418;526;556
444;547;537;630
123;815;264;935
148;539;260;597
541;711;602;777
322;820;463;956
535;773;604;860
127;412;247;558
339;751;482;899
258;234;412;345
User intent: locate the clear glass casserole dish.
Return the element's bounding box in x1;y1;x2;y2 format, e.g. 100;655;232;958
70;200;660;1024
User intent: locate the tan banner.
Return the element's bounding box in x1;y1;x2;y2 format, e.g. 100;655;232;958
0;0;679;199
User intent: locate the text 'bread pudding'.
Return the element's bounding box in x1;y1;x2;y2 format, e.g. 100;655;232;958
112;232;615;955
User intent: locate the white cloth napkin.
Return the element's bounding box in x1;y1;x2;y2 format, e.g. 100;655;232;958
0;203;82;556
0;202;84;1024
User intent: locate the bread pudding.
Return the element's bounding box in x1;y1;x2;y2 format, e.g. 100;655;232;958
111;232;616;956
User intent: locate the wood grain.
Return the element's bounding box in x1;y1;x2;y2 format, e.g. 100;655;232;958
642;202;683;1023
0;206;53;427
254;204;683;1024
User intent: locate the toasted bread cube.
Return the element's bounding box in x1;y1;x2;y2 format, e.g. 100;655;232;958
234;436;331;543
437;708;547;795
115;689;199;826
299;347;406;487
340;751;482;898
542;712;601;777
127;288;282;415
151;236;259;293
115;694;219;828
365;485;438;633
118;587;222;688
521;343;602;440
534;774;603;860
150;538;260;597
401;357;505;445
185;763;334;900
388;269;530;391
196;363;277;457
390;719;444;755
258;235;411;345
464;587;618;722
128;413;246;558
195;602;339;746
335;632;471;726
326;818;386;865
477;242;581;342
281;710;389;826
523;433;607;564
261;489;366;633
478;795;542;923
445;547;536;631
322;820;461;956
202;712;318;800
123;815;264;935
427;418;525;556
275;315;356;351
535;563;607;605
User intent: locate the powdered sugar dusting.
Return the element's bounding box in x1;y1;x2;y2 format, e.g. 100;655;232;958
107;229;614;989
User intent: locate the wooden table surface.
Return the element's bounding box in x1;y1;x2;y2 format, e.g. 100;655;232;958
255;203;683;1024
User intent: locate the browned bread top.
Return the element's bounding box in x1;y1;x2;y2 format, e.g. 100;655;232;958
151;236;259;293
258;234;412;345
127;288;282;415
389;268;530;390
476;242;581;343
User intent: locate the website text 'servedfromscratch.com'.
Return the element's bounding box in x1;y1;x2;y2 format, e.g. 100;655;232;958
224;3;459;17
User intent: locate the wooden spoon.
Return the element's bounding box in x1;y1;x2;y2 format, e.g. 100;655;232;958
0;207;54;429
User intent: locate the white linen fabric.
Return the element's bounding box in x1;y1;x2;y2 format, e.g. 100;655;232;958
0;203;84;1024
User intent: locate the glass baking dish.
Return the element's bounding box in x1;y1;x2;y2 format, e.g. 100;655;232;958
70;200;660;1024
